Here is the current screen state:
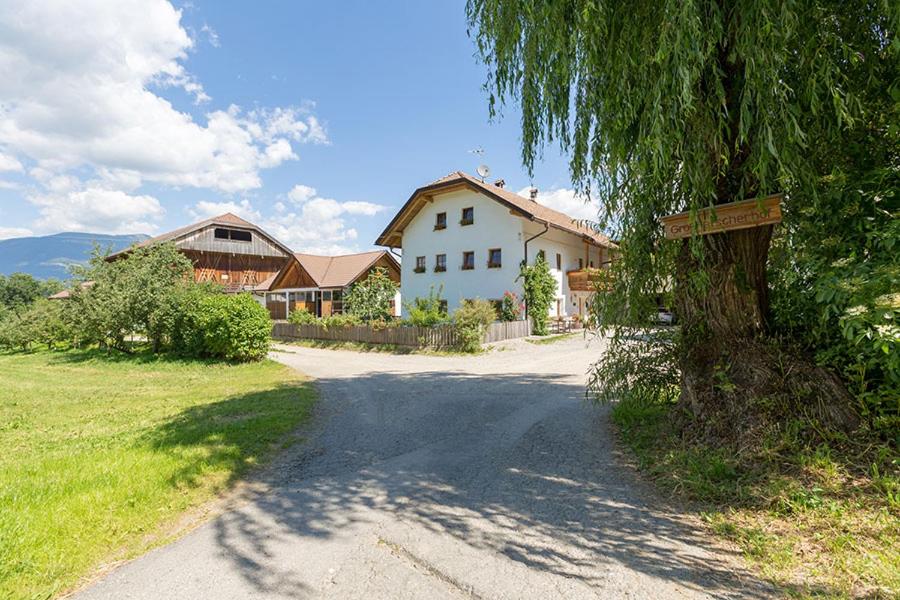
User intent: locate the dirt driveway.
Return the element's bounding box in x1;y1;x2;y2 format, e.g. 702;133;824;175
76;335;771;599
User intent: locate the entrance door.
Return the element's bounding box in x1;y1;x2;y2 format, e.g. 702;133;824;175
556;298;562;317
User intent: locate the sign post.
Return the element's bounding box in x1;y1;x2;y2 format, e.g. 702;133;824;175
660;194;783;240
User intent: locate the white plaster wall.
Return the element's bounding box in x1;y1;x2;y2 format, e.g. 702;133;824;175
400;188;526;315
523;223;604;317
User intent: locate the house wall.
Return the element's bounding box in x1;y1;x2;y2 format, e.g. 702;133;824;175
523;224;606;318
399;188;526;315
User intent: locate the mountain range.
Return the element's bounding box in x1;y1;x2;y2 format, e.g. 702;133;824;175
0;232;149;280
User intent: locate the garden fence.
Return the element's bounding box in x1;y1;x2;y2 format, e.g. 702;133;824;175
271;319;532;348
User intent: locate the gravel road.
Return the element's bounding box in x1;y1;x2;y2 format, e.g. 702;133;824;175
75;335;772;599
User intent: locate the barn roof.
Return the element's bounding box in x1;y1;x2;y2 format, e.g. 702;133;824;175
107;212;293;259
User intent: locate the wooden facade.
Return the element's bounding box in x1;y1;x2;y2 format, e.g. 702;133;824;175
107;213;293;294
181;250;287;293
264;251;402;320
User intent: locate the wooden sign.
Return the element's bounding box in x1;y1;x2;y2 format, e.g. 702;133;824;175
661;194;783;240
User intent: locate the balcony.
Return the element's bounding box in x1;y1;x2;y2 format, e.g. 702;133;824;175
567;268;611;292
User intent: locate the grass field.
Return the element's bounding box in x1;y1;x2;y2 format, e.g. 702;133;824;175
0;349;315;600
612;399;899;598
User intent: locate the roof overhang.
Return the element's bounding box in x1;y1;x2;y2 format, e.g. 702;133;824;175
375;179;532;248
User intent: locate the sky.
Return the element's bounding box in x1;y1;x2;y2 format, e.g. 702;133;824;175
0;0;599;255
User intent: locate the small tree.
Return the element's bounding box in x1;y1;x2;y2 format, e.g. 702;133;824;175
405;286;449;326
453;299;497;352
518;254;557;335
499;290;524;322
344;267;398;322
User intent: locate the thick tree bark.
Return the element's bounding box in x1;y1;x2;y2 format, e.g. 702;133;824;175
673;224;858;442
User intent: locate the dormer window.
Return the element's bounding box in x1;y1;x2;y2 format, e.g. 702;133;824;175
214;228;252;242
460;207;474;226
434;212;447;230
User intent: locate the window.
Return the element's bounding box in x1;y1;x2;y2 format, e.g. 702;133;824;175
556;253;562;270
578;258;584;270
434;212;447;230
214;227;252;242
414;256;426;273
488;248;502;268
435;253;447;272
322;290;332;301
537;249;546;262
460;206;474;225
490;299;503;314
439;300;448;314
333;289;344;314
462;251;475;270
589;260;594;268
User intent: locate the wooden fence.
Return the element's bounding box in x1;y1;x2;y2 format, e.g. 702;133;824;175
272;319;532;348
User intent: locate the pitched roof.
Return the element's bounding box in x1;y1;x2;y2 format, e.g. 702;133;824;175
376;171;617;249
293;250;399;288
107;212;292;258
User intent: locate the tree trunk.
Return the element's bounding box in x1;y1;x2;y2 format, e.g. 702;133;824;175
674;224;858;443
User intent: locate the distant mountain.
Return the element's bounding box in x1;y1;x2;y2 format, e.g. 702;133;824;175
0;232;149;280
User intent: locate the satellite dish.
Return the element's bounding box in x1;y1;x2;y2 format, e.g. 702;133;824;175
476;164;490;180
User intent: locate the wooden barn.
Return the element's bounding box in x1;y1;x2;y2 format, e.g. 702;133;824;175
108;213;292;293
260;250;401;319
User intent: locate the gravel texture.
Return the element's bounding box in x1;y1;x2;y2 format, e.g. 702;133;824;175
75;335;772;599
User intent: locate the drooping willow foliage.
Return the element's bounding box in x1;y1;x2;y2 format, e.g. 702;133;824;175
467;0;898;430
468;0;897;321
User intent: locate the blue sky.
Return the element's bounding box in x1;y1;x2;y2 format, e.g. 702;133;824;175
0;1;593;254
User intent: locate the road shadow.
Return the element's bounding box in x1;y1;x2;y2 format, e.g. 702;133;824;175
193;369;773;598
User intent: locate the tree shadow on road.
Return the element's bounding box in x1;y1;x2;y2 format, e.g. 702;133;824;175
204;370;772;598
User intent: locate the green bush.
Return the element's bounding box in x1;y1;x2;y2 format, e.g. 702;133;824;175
319;313;361;330
288;308;317;325
0;299;71;351
518;254;557;335
177;293;272;361
405;286;449;326
453;299;497;353
499;290;524;322
344;267;397;322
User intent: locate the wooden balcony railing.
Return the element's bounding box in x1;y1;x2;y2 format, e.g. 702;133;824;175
566;268;611;292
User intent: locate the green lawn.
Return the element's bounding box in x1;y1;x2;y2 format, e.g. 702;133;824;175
0;349;315;600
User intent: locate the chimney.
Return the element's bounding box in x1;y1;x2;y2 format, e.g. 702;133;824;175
493;178;506;188
529;187;539;201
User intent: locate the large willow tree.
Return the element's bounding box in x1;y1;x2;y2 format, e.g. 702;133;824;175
467;0;897;437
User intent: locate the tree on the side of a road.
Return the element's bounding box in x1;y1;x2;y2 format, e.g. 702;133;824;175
518;253;557;336
467;0;897;439
344;267;398;322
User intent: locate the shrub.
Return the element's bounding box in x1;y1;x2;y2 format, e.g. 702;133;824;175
499;290;524;322
177;293;272;361
319;313;361;330
453;299;496;353
344;267;398;322
288;308;317;325
405;286;449;326
518;254;557;335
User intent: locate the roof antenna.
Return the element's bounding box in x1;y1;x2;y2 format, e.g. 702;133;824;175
476;164;491;182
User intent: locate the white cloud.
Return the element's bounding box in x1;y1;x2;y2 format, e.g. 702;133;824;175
518;186;600;222
189;186;387;254
288;184;317;204
200;23;220;48
0;152;23;172
31;187;165;234
0;0;328;208
189;199;260;222
0;226;33;240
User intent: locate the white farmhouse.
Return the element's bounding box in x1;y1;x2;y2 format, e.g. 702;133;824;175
376;171;617;318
